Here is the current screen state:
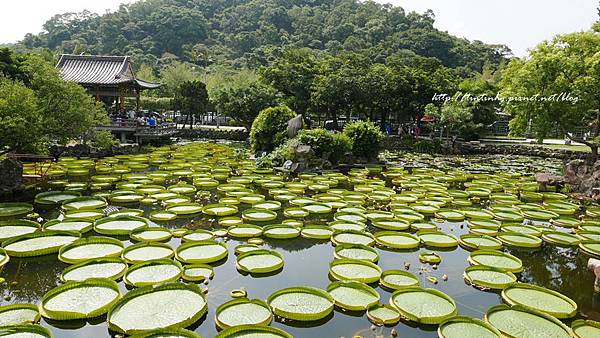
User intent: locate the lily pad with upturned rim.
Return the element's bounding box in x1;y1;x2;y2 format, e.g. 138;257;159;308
0;220;40;242
327;281;379;311
107;282;208;335
459;235;502;251
130;228;172;242
236;249;284;274
40;278;121;320
0;324;52;337
60;257;128;282
123;259;183;287
242;209;277;222
334;244;379;262
0;304;40;326
468;250;523;273
571;319;600;338
497;232;542;249
263;225;300;239
484;304;571;338
329;259;382;283
175;240;228;264
267;286;334;322
438;316;501;338
122;242;174;264
367;303;401;325
374;231;420;250
182;264;214;282
2;231;80;257
300;226;334;239
418;231;458;248
214;325;291;338
0;203;34;218
215;298;273;329
380;270;420;290
501;282;577;318
58;236;124;264
463;265;516;290
389;287;457;324
94;216;148;236
129;328;200;338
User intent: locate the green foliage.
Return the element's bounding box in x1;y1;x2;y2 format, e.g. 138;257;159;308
250;105;296;153
173;80;209;128
0;78;44;153
139;97;173;112
297;128;351;164
343;120;385;160
159;62;200;96
0;50;107;154
213;80;281;130
500;30;600;153
89;130;118;150
19;1;508;74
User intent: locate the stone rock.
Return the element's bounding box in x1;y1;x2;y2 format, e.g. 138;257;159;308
564;159;600;197
0;158;23;195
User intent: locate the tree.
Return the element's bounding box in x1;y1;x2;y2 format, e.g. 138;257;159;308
0;78;44;154
500;31;600;157
212;80;281;131
425;101;473;140
250;105;296;153
159;62;199;96
0;51;108;153
173;80;209;130
260;48;318;114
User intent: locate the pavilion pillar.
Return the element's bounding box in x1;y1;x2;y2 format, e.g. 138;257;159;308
136;89;141;112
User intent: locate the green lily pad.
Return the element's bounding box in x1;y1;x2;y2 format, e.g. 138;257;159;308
389;287;457;324
459;235;502;250
215;298;272;329
334;244;379;262
267;286;334;321
176;240;228;264
58;236;124;264
485;304;571;338
2;231;79;257
380;270;420;290
501;283;577;318
237;249;284;273
122;242;174;264
0;304;40;326
124;259;183;287
463;265;517;290
329;259;382;283
571;319;600;338
468;250;523;272
438;316;501;338
61;257;127;282
327;281;380;311
374;231;420;249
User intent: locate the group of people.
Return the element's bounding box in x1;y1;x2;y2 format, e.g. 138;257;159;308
111;109;161;127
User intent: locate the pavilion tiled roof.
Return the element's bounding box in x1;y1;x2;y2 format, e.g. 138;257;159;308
56;54;160;89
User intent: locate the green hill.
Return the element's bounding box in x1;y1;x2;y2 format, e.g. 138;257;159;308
17;0;510;73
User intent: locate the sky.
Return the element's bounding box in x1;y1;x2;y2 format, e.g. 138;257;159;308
0;0;597;56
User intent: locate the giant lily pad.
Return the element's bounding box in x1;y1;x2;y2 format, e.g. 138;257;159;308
0;324;52;337
571;319;600;338
380;270;419;290
124;259;183;287
58;236;124;264
0;220;40;242
334;244;379;262
61;257;127;282
176;240;228;264
485;304;571;338
327;281;379;311
438;316;501;338
108;282;208;335
215;298;272;329
214;325;291;338
459;235;502;250
0;203;34;218
464;265;517;290
389;287;457;324
122;242;174;264
418;231;458;248
43;219;93;233
34;191;81;206
374;231;420;249
501;283;577;318
329;259;382;283
267;286;334;321
94;216;148;235
61;197;107;211
263;225;300;239
497;232;542;248
468;250;523;273
2;231;79;257
237;249;284;273
40;278;121;320
0;304;40;326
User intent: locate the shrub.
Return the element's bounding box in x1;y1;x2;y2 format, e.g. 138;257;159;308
343;121;385;160
297;128;351;164
250;105;296;153
89;130;118;150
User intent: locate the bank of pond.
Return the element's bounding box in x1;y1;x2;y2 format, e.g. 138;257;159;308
0;142;598;338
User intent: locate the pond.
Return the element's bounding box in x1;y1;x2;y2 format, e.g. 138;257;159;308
0;142;598;338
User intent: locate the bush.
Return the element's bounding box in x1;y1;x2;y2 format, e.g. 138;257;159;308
250;105;296;153
343;121;385;160
297;128;351;164
89;130;118;150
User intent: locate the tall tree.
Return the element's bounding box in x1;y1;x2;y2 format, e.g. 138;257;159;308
501;31;600;157
174;80;209;130
212;80;281;131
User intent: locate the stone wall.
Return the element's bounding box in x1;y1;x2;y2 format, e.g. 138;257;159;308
0;158;23;195
176;128;249;142
382;136;590;160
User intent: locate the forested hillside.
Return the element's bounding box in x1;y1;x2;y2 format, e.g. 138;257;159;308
17;0;511;74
